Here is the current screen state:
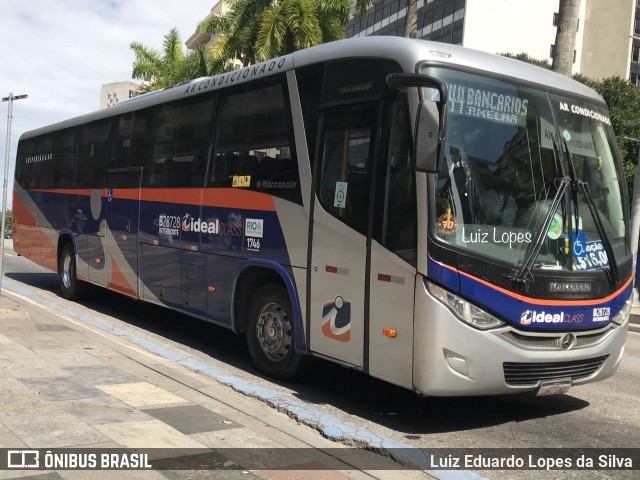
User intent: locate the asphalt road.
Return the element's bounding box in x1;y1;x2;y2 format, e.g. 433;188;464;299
2;240;638;480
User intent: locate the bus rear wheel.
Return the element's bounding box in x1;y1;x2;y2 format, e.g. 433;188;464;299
59;243;88;300
246;284;304;381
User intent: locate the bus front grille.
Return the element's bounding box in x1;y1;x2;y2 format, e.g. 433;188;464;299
501;326;614;350
503;355;609;386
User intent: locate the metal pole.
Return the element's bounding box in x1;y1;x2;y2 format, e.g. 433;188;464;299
1;93;28;297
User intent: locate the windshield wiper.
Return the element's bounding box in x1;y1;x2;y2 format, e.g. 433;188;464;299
511;176;570;284
559;136;580;270
580;180;620;285
560;135;619;285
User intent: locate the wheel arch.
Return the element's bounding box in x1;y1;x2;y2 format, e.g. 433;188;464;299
232;259;306;354
57;229;77;270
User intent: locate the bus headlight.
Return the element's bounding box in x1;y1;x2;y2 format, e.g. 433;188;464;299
612;298;632;325
426;281;505;330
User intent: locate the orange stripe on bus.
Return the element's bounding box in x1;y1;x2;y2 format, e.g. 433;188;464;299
27;187;276;211
430;256;633;306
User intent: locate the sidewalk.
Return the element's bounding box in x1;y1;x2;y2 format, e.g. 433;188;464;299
0;291;427;480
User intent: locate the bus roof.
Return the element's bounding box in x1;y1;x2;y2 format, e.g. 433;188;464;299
21;36;604;140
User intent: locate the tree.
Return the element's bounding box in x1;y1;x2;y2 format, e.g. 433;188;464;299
355;0;418;38
575;76;640;203
1;210;11;236
499;52;551;70
131;28;222;92
199;0;351;67
552;0;582;76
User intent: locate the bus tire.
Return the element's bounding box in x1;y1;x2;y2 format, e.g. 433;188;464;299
59;243;88;300
246;284;304;381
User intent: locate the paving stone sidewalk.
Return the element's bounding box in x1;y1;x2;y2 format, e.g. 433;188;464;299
0;294;427;480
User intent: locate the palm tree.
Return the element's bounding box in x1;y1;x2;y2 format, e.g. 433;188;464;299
198;0;351;67
552;0;582;77
131;28;218;92
355;0;418;38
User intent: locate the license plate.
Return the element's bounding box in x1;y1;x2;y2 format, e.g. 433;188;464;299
536;378;572;396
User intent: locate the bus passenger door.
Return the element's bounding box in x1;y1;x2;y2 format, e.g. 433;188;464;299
367;92;417;389
308;103;378;368
104;167;142;298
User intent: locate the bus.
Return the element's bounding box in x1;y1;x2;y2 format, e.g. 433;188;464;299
13;37;633;396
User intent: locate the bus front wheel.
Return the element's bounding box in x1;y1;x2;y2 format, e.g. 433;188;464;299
246;284;304;381
59;243;88;300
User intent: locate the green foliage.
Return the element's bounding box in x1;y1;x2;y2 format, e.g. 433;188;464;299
586;76;640;204
1;210;11;235
499;52;551;69
199;0;351;67
131;28;225;92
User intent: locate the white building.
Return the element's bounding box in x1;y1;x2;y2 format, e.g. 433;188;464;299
99;81;142;109
347;0;639;82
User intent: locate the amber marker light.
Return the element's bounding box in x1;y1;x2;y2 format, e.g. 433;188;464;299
383;328;397;338
208;286;216;293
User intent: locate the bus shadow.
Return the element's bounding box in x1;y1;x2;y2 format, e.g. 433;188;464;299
293;360;591;434
6;272;59;292
7;271;591;434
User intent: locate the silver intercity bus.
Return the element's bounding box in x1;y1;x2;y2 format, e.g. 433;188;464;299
14;37;632;396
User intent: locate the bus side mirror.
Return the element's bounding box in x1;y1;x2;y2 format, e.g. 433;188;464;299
415;100;446;173
386;73;447;174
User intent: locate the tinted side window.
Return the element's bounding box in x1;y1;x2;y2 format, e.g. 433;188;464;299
53;128;77;188
374;92;416;264
112;109;153;187
33;134;55;188
78;119;111;187
296;63;325;170
211;76;301;203
149;95;214;187
317;103;378;235
15;138;35;189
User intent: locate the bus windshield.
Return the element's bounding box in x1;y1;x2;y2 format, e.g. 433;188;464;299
422;67;630;272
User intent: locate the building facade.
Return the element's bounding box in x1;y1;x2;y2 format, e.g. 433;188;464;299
185;0;231;50
99;81;141;109
347;0;638;82
185;1;242;69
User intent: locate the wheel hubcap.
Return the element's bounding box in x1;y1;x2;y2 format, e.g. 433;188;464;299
256;302;292;362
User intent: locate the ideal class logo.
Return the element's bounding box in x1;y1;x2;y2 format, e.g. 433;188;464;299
180;213;243;236
520;310;584;325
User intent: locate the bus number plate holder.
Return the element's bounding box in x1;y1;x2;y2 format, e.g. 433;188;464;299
536;378;572;396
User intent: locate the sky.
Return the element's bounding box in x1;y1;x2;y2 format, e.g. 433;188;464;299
0;0;219;209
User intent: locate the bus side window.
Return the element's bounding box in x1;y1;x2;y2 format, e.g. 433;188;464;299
16;138;35;189
173;95;215;188
34;134;54;189
211;75;301;203
78;119;111;188
149;103;177;187
53;128;77;189
148;95;214;188
317;103;377;235
374;92;416;264
112;109;153;188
